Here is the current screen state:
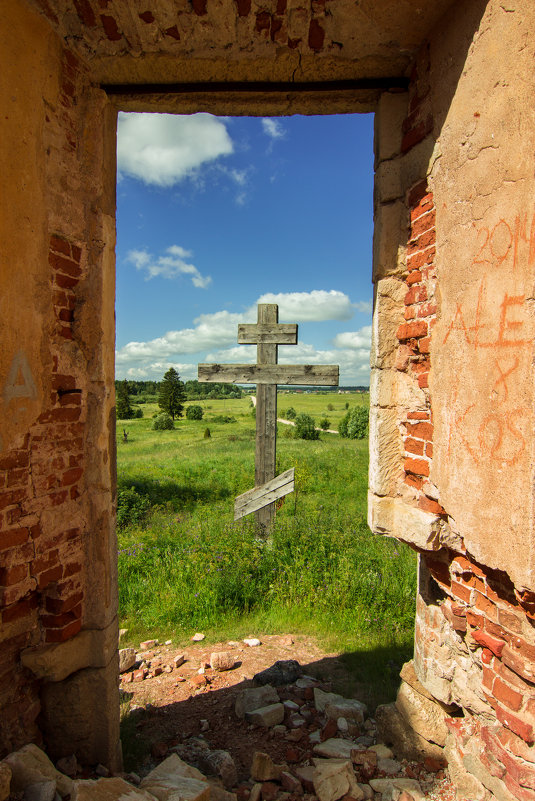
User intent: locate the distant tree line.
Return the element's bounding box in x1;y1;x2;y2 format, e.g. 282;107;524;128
114;379;243;402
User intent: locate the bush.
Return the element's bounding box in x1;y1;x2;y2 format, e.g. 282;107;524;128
152;413;175;430
210;415;236;424
294;413;319;440
133;408;143;419
339;406;369;439
327;403;334;411
186;405;204;420
116;486;150;529
204;427;211;438
285;407;297;420
320;417;330;430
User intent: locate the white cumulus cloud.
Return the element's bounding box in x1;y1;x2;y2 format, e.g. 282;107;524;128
332;327;372;349
115;291;372;384
117;113;234;186
257;290;354;322
127;245;212;288
262;119;285;139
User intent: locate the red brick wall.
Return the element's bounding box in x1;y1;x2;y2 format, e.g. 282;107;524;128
0;234;86;756
417;549;535;800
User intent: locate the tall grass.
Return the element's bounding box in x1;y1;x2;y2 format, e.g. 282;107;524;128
117;394;417;705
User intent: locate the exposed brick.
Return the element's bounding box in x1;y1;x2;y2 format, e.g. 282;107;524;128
407;180;429;208
41;603;82;629
100;13;122;40
406;421;433;440
498;607;524;635
411;210;436;238
406;270;422;285
494;703;534;745
472;629;505;657
404;473;424;491
45;619;82;643
405;285;428;305
138;10;155;22
45;590;83;615
474;591;497;620
0;451;29;471
466;608;485;628
504;773;535;801
407;411;430;420
493;677;523;711
404;457;429;477
60;467;83;486
165;24;180;39
49;235;71;256
0;563;28;586
2;596;38;624
73;0;96;26
408;228;436;255
0;528;30;551
401;114;434;154
417;495;444;515
451;580;471;603
397;321;428;340
37;565;63;589
417;301;437;318
417;372;429;389
405;437;424;456
503;646;535;684
308;19;324;50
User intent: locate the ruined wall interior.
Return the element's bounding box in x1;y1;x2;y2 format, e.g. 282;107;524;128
369;2;535;799
1;0;534;798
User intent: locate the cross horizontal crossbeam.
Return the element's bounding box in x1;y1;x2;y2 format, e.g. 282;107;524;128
198;363;339;385
238;323;297;345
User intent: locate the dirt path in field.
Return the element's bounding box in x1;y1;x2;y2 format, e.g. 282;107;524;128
250;395;339;434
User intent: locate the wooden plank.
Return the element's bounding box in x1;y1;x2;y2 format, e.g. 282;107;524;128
238;323;298;345
235;468;295;520
198;364;339;386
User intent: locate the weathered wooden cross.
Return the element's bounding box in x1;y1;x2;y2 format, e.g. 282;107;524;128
198;304;339;529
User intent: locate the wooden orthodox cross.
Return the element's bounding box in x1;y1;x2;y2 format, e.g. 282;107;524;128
198;304;339;529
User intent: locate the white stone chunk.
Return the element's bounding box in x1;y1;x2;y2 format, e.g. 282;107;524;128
245;703;285;727
119;648;136;673
235;686;279;718
368;744;394;760
24;781;57;801
210;652;236;671
312;760;363;801
313;688;343;713
243;639;261;647
4;744;73;797
72;778;158;801
324;699;367;725
377;758;401;776
313;739;358;760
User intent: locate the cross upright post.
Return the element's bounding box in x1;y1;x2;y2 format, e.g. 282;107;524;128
253;304;279;529
198;303;338;531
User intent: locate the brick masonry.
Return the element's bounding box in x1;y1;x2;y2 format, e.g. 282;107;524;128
0;234;86;755
416;548;535;799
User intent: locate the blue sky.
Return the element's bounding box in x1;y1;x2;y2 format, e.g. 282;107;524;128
115;112;374;386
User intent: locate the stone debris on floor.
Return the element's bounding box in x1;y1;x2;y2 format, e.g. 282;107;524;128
2;638;457;801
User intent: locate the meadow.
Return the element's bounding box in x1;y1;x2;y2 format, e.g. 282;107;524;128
116;392;417;706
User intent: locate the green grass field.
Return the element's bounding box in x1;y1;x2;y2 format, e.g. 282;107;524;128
116;392;417;707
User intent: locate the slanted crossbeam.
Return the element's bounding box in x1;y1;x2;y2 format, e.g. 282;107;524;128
198;303;339;529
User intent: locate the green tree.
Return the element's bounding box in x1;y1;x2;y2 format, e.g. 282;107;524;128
285;406;297;420
186;405;204;420
153;413;175;430
320;417;330;430
116;380;134;419
158;368;186;420
339;406;369;439
294;413;319;440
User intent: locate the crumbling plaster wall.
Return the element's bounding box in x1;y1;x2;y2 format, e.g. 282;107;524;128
0;0;120;768
370;2;535;799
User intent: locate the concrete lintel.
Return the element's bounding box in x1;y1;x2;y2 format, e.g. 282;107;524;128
21;618;118;682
